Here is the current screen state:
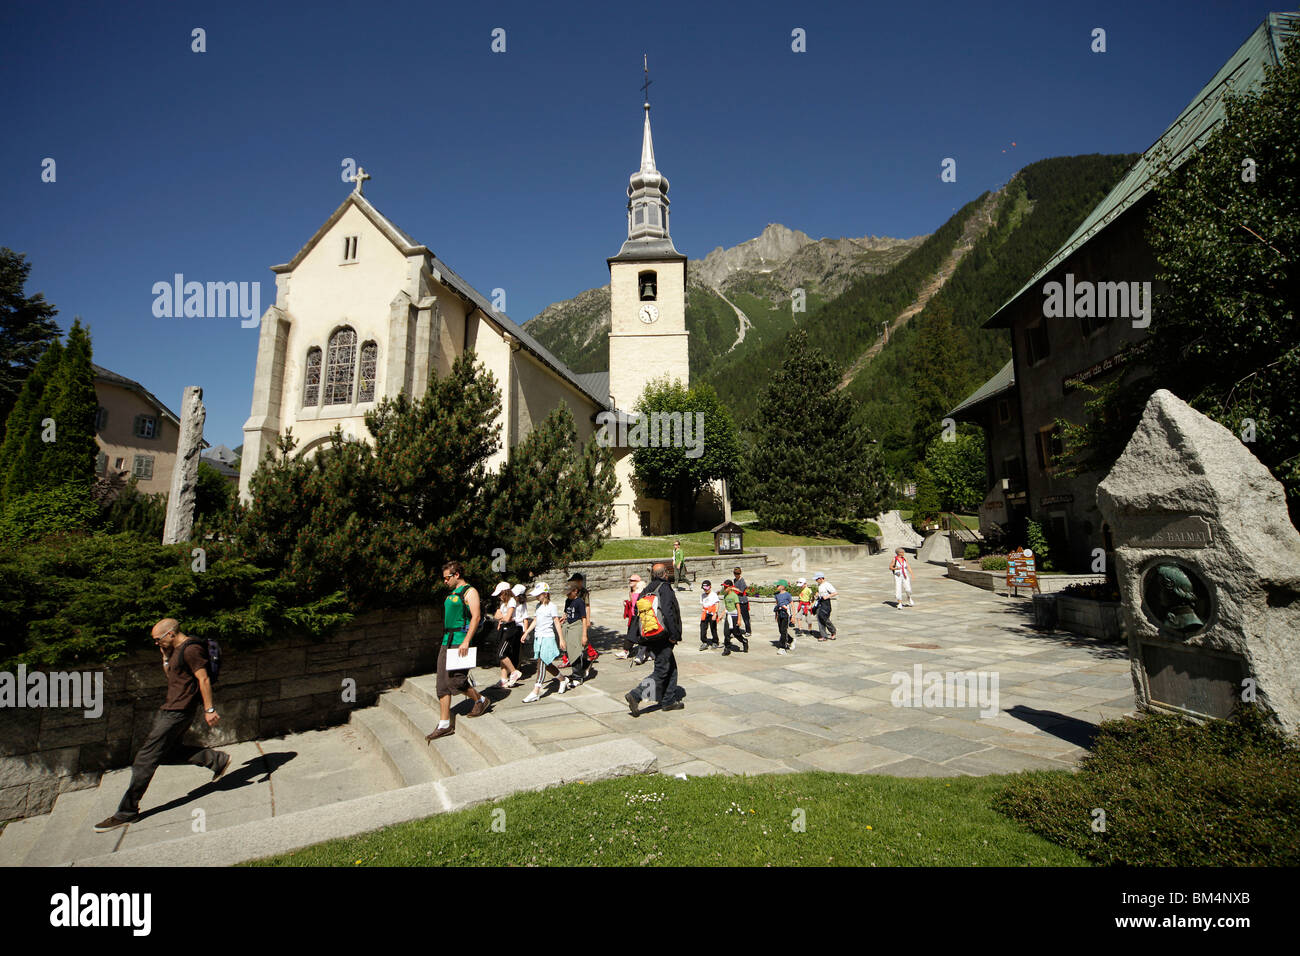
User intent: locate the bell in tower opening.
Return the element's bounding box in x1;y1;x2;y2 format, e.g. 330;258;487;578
639;270;657;301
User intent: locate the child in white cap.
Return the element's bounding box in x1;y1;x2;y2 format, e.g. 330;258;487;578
492;582;524;688
520;582;568;700
814;573;837;640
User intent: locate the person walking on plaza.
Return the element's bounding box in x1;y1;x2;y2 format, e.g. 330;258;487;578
774;583;794;655
891;548;915;608
720;579;748;655
795;578;814;636
520;582;570;701
427;562;491;741
699;580;722;650
568;572;599;667
95;618;230;832
732;566;752;635
563;578;593;686
624;562;684;716
673;540;687;591
493;582;524;688
814;572;838;641
617;573;643;660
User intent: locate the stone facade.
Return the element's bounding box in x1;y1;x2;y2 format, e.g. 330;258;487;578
0;605;441;821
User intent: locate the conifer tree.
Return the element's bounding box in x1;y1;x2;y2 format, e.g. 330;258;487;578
751;328;888;533
235;352;618;608
0;248;61;437
38;319;98;491
488;403;618;578
0;338;63;505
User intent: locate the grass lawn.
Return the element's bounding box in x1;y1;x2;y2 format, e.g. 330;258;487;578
591;538;716;560
248;771;1085;867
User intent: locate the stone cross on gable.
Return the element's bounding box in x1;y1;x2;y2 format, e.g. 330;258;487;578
352;166;371;194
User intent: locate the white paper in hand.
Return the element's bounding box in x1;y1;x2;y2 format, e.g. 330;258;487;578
444;647;478;670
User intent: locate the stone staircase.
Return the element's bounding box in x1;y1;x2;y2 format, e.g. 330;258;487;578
0;674;653;867
350;675;539;786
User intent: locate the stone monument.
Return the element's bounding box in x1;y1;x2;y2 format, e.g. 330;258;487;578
162;386;205;545
1097;389;1300;735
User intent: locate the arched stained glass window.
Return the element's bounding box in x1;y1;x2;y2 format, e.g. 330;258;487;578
303;347;322;406
324;328;356;405
358;341;378;402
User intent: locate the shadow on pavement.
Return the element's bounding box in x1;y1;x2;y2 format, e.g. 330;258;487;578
997;601;1128;659
135;750;298;822
1005;705;1101;748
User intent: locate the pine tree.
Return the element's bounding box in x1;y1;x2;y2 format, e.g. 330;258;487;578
751;328;889;533
0;338;63;505
234;351;618;608
0;248;61;439
38;320;98;491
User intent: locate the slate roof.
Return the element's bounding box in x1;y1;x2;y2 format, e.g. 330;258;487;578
573;371;611;404
985;12;1298;329
93;364;181;427
947;359;1015;420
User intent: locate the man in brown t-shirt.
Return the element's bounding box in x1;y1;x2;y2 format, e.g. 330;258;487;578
94;618;230;832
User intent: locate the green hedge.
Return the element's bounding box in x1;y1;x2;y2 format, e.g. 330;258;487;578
0;533;351;670
994;708;1300;866
980;555;1008;571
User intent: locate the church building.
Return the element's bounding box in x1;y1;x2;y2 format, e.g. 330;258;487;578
239;84;717;537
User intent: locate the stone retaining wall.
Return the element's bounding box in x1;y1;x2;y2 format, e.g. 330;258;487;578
552;553;772;591
0;605;442;821
757;543;881;565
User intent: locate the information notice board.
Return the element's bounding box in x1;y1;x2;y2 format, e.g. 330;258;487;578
1007;548;1039;595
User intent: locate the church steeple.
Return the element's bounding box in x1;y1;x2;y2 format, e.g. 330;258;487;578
626;56;672;243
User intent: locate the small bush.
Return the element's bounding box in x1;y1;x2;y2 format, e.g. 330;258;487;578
1058;581;1120;601
1026;518;1053;571
99;478;167;539
0;483;99;544
994;707;1300;866
980;555;1008;571
964;543;980;560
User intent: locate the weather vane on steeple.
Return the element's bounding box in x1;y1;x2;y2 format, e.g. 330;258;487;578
641;54;652;108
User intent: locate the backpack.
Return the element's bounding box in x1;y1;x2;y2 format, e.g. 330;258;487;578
635;585;666;640
181;637;222;685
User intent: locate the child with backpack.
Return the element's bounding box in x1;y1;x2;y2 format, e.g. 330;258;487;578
720;580;748;655
774;583;794;654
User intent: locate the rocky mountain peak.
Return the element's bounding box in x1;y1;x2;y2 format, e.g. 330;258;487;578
694;223;814;288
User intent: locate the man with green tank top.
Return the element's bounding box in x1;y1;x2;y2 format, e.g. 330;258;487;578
427;560;491;741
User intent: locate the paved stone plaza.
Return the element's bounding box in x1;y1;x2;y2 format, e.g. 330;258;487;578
0;554;1135;865
510;555;1134;777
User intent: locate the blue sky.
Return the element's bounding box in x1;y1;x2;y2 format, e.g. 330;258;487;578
0;0;1281;447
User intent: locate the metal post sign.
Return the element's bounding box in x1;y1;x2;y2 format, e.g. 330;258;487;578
1007;547;1039;595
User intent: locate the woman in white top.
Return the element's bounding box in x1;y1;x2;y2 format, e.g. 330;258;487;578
520;582;568;701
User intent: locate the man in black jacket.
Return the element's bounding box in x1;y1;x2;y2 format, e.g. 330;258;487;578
624;562;683;716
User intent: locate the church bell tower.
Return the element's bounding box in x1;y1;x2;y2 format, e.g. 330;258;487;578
607;59;689;412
